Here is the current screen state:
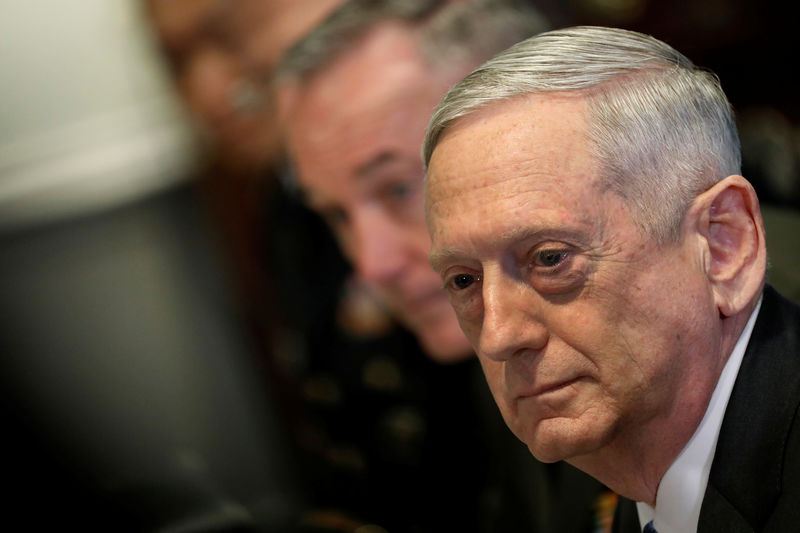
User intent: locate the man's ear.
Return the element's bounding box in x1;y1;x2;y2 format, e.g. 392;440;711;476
689;175;767;317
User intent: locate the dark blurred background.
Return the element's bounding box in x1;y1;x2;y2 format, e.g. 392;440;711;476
1;0;797;531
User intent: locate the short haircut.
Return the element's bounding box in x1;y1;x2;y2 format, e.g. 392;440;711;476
423;26;741;241
274;0;550;85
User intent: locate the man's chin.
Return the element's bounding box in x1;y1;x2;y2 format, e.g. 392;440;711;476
525;436;578;464
522;416;613;464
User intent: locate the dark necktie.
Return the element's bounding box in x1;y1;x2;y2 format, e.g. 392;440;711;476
643;520;658;533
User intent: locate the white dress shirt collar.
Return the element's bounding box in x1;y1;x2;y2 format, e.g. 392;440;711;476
635;297;762;533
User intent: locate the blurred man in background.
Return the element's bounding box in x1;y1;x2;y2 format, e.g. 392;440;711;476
146;0;345;171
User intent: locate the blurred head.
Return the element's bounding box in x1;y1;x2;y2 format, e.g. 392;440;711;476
276;0;548;362
146;0;344;170
424;26;766;493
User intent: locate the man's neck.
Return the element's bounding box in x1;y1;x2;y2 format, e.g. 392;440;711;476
568;306;756;504
568;410;706;505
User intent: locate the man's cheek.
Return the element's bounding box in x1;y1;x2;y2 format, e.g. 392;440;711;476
455;316;479;346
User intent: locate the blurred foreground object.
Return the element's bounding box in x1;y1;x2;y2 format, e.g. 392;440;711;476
0;0;302;530
0;0;198;231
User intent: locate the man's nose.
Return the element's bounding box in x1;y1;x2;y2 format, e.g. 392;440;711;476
478;271;549;362
352;209;409;284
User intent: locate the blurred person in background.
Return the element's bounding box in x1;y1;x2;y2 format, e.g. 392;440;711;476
146;0;346;172
274;1;614;532
143;0;346;331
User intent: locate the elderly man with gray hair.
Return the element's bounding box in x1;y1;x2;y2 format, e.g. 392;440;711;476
424;25;800;533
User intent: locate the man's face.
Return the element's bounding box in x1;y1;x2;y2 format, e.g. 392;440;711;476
282;23;473;362
425;94;722;463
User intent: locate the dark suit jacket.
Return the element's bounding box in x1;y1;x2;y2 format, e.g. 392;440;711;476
612;286;800;532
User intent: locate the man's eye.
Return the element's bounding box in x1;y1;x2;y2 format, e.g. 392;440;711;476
535;249;568;267
388;182;412;199
528;246;586;295
448;273;480;290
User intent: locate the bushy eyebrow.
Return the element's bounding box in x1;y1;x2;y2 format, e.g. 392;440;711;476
429;226;590;273
429;228;544;273
354;151;400;180
428;247;464;274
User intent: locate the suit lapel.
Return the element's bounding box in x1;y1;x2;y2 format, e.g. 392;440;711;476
700;287;800;530
699;482;755;533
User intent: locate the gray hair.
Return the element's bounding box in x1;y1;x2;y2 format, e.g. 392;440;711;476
274;0;550;84
423;26;741;241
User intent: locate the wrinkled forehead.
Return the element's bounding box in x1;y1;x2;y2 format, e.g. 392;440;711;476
426;94;592;193
424;94;606;241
